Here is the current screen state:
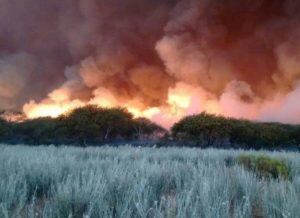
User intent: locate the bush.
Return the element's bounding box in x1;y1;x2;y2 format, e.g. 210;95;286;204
237;155;291;179
15;117;57;145
2;105;165;145
171;112;230;147
0;119;11;143
172;113;295;149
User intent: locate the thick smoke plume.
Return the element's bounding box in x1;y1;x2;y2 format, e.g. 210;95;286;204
1;0;300;127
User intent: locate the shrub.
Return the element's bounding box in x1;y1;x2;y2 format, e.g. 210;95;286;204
236;155;256;169
255;156;290;180
0;119;11;141
6;105;165;145
172;113;295;149
171;112;230;147
237;155;291;179
16;117;57;145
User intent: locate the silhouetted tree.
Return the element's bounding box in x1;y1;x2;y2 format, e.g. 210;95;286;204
56;105;136;144
0;118;10;141
172;113;230;147
133;118;167;139
172;113;296;148
16;117;57;144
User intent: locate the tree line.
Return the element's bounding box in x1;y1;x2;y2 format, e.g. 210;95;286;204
0;105;166;145
1;107;300;149
171;112;300;149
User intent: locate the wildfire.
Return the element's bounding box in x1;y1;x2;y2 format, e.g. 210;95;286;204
21;79;300;129
0;110;26;122
2;0;300;129
23;100;85;119
22;82;224;128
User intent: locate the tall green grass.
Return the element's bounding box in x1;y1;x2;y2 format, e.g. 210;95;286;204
0;145;299;218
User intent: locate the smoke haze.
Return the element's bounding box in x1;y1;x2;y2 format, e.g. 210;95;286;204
1;0;300;127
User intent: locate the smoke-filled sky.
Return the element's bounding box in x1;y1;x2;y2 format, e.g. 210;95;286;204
1;0;300;127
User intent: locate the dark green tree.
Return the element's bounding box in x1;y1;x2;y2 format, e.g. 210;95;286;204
16;117;57;144
172;112;230;147
0;118;10;141
171;112;296;148
59;105;103;144
58;105;135;144
94;107;133;140
133;117;167;139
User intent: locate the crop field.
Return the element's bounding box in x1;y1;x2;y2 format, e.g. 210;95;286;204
0;145;299;218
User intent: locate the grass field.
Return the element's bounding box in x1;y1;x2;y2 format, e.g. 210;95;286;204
0;145;299;218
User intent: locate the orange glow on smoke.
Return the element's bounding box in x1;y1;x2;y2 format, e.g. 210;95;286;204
4;0;300;129
22;78;300;129
23;100;85;119
23;82;225;128
26;104;64;118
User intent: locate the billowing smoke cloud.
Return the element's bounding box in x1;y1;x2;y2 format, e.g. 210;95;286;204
0;53;37;109
1;0;300;127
